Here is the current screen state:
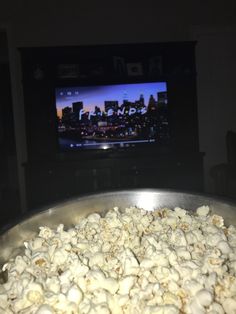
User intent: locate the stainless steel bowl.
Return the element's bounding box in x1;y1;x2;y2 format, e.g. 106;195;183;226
1;189;236;268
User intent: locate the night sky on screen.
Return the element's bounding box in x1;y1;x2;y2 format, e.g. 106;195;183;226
56;82;167;118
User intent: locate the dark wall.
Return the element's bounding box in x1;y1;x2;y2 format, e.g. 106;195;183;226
1;0;236;200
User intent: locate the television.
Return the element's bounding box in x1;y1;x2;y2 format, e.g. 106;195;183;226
55;81;169;151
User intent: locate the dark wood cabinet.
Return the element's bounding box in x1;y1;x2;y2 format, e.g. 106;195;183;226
24;152;204;210
20;42;204;210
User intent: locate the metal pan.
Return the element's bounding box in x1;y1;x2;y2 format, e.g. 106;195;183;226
1;189;236;268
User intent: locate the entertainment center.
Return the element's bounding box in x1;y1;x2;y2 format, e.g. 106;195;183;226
20;41;204;210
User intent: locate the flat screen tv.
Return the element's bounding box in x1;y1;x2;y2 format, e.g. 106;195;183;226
55;81;169;151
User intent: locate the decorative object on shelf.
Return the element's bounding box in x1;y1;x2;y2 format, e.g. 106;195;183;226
148;56;162;77
126;62;143;76
33;64;44;80
113;56;126;76
57;64;80;79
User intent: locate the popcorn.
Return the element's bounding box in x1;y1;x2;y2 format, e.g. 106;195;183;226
196;205;210;216
25;282;44;304
0;293;9;310
183;279;203;296
1;204;236;313
118;276;136;295
119;248;140;276
195;288;213;306
88;252;105;268
170;229;187;246
187;299;205;314
38;226;55;239
208;302;224;314
66;284;83;304
35;304;54;314
222;298;236;314
174;207;187;217
210;215;224;228
46;276;61;294
217;240;232;255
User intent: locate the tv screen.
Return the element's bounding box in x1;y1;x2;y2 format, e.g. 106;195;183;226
55;82;169;151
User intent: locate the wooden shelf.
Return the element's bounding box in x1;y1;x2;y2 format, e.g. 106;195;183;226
24;152;204;210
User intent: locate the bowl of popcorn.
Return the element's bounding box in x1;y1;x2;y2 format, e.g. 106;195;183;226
1;189;236;314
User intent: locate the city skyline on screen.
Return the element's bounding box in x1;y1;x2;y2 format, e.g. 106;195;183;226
56;82;167;118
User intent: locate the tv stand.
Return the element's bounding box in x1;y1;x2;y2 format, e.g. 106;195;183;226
24;151;204;210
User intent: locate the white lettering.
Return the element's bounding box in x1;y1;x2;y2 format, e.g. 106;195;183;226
79;106;147;120
107;109;113;116
117;107;125;116
141;107;147;115
79;109;85;120
129;108;136;115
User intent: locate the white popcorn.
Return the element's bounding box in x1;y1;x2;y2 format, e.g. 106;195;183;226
108;294;127;314
92;288;110;305
85;270;106;292
185;231;197;244
192;229;204;242
0;294;8;310
87;213;101;223
163;291;182;309
168;251;178;266
52;248;68;265
196;205;210;216
88;252;105;268
195;289;213;306
69;260;89;278
165;216;178;227
208;302;224;314
102;277;119;295
207;233;225;247
140;258;156;269
118;276;136;294
46;276;61;294
25;282;44;304
1;204;236;313
138;274;149;289
222;298;236;314
205;272;217;290
188;299;205;314
167;281;179;294
144;304;179;314
27;237;45;251
176;247;191;260
210;215;224;228
59;269;72;285
79;297;92;314
91;303;110;314
229;260;236;274
119;248;140;276
13;255;28;274
183;279;203;296
0;308;13;314
85;270;119;294
35;304;54;314
217;240;232;255
174;207;187;217
170;229;187;246
66;284;83;304
38;226;55;239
